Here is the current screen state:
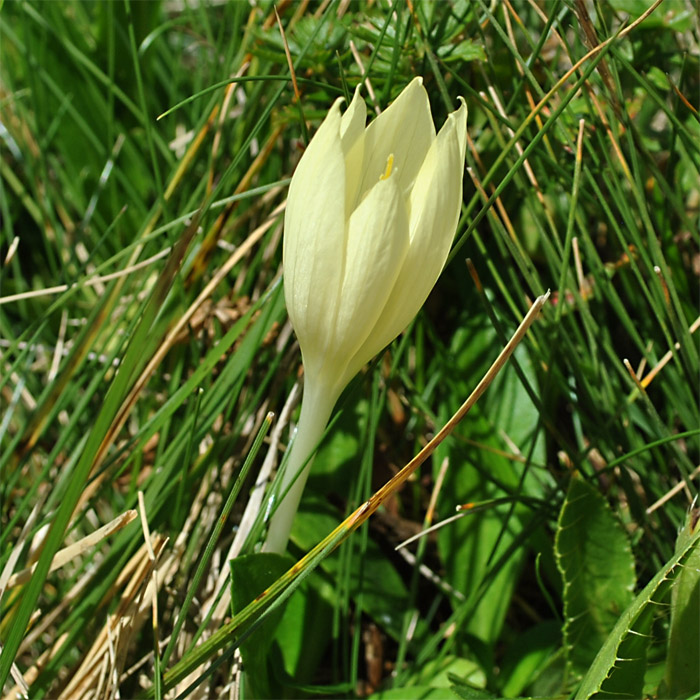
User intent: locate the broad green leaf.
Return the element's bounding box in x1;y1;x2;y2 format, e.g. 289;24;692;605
406;656;486;690
575;515;700;699
437;318;548;645
527;648;567;699
499;620;561;697
608;0;694;30
664;507;700;698
370;686;462;700
448;687;493;700
292;497;420;643
437;39;486;64
273;574;334;683
230;552;293;699
555;474;635;679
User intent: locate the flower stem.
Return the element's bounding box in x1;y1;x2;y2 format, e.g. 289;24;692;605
263;379;338;553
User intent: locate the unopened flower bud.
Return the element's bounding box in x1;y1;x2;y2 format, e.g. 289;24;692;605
264;78;467;553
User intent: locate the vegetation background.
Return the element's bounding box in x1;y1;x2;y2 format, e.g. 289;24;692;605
0;0;698;698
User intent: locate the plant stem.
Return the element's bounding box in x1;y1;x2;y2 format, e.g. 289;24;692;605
263;377;338;553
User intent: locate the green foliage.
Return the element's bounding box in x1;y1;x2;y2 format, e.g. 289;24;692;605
0;0;698;697
575;517;700;699
664;508;700;698
230;552;294;698
498;621;561;698
293;497;420;645
435;315;549;646
555;474;636;682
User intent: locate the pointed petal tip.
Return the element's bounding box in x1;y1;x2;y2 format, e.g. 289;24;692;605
452;96;468;121
441;97;468;154
407;75;426;93
395;76;427;101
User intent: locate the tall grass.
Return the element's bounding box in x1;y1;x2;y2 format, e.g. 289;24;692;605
1;1;698;698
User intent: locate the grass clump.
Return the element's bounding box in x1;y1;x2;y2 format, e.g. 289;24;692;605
0;1;698;698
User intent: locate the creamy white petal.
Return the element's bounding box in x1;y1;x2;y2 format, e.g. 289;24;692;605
340;86;367;208
283;100;348;373
340;99;467;385
340;85;366;145
407;97;466;245
326;169;409;384
359;77;436;200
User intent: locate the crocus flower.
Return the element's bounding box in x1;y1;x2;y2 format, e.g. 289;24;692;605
264;77;467;553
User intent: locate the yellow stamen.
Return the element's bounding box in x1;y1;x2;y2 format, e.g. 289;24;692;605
380;153;394;180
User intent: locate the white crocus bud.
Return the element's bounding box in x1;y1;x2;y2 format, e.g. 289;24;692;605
264;77;467;553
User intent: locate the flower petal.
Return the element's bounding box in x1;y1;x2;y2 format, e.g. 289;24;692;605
340;84;366;146
340;85;367;208
284;100;347;372
358;77;436;201
342;98;467;383
324;168;409;386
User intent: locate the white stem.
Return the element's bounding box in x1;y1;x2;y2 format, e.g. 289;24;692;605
263;378;338;553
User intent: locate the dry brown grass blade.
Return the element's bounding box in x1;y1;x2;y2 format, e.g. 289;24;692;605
668;73;699;116
0;249;173;307
574;0;623;119
186;122;285;286
535;0;663;107
627;315;700;393
5;511;137;589
510;0;663;195
57;535;168;699
466;135;518;243
502;0;634;236
0;503;41;606
4;534;166;700
467;165;527;261
646;464;700;515
344;292;550;532
207;59;252;195
1;637;62;700
118;465;219;694
503;0;552;157
14;298;114;461
16;562;94;660
275;7;301;104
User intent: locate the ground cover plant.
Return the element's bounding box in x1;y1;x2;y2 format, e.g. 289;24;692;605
0;0;699;698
